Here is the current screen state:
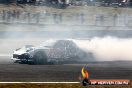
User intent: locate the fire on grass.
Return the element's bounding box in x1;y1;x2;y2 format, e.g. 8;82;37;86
79;67;130;86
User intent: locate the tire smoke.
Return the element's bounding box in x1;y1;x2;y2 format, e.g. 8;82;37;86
74;36;132;61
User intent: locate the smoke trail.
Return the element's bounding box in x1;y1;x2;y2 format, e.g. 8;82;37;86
74;36;132;61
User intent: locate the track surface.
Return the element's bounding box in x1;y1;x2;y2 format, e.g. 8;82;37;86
0;56;132;82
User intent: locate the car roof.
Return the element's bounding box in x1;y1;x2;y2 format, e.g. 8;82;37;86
40;39;74;47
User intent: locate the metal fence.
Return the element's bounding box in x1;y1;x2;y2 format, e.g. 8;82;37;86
0;10;132;27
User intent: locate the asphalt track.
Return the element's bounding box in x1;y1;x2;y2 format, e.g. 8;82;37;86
0;56;132;82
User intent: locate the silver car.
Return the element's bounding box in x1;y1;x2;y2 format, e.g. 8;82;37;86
11;39;94;64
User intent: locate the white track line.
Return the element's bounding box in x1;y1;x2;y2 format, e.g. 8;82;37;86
0;82;80;84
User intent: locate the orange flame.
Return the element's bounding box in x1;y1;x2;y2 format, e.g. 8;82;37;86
81;67;89;78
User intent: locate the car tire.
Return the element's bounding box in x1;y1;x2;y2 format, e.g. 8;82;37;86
19;61;28;64
33;51;47;65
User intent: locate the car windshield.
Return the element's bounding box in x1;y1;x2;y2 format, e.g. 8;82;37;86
20;45;33;50
40;40;56;48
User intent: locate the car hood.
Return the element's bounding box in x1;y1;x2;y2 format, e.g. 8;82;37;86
13;46;35;55
13;49;27;55
13;46;49;55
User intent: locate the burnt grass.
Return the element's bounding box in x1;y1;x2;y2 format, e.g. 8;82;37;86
0;83;131;88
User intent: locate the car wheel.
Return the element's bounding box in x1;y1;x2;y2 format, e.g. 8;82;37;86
33;51;47;65
19;61;28;64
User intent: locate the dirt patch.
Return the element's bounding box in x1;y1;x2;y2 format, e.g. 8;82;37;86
0;83;131;88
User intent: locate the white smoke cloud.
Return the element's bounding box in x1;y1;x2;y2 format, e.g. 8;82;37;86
74;36;132;61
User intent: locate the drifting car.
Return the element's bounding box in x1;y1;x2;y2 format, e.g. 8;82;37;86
11;39;94;64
